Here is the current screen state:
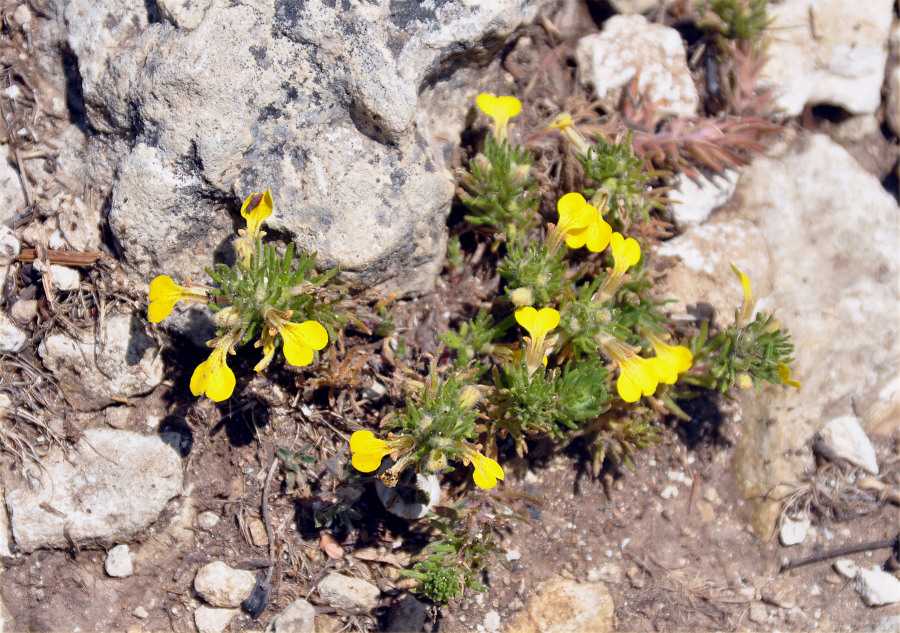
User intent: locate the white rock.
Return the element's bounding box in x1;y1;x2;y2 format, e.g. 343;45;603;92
779;516;811;546
0;225;21;265
575;15;698;120
834;558;858;579
265;599;316;633
832;114;880;143
508;576;615;633
197;511;221;531
376;471;441;519
484;610;501;633
3;428;183;552
608;0;662;13
51;265;81;291
874;615;900;632
728;133;899;534
669;170;740;229
38;312;164;410
9;298;37;323
194;561;257;608
759;0;894;116
0;144;25;225
132;606;149;619
13;4;32;25
856;567;900;606
819;415;879;474
105;543;134;577
655;214;771;323
194;606;239;633
0;312;28;353
157;0;213;30
506;549;521;562
316;573;381;612
659;485;679;499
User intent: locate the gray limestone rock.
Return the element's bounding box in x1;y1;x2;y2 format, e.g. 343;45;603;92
3;428;183;552
194;561;257;608
58;0;550;311
316;572;381;613
37;312;164;410
265;598;316;633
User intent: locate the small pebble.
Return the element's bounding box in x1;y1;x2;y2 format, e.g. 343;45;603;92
105;544;134;578
660;485;679;499
132;606;149;619
197;511;221;530
833;559;858;580
779;516;810;546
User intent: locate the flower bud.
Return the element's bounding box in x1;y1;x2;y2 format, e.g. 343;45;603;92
458;385;481;410
213;307;240;328
509;287;533;308
508;164;532;187
736;373;754;390
426;450;447;473
473;153;491;175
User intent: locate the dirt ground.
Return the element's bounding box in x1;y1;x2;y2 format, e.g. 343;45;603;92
1;1;899;632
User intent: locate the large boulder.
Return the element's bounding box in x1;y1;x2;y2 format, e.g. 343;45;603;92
60;0;551;309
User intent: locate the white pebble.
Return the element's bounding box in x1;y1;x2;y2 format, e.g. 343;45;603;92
505;549;521;562
660;485;679;499
834;558;858;579
779;516;811;546
484;610;501;633
105;544;134;578
856;567;900;606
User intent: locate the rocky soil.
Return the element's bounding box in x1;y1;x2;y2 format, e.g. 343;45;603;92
0;0;898;632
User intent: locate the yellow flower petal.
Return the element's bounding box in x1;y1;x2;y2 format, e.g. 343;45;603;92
349;430;392;473
616;355;659;403
476;94;521;140
240;189;274;238
515;307;560;341
280;320;328;368
730;263;752;305
147;275;206;323
549;113;574;130
610;233;641;272
777;362;802;388
583;215;613;253
470;452;504;489
557;194;594;241
649;339;693;385
190;347;236;402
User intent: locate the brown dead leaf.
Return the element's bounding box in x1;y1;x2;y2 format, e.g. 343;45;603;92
319;533;344;559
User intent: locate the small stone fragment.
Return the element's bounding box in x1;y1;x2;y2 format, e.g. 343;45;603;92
748;602;768;624
105;544;134;578
508;575;615;633
194;561;257;608
197;511;220;530
316;573;381;612
856;567;900;606
484;610;501;632
9;298;37;323
194;606;239;633
132;606;149;619
779;516;810;546
249;517;268;547
818;415;879;474
265;598;316;633
834;558;858;579
0;225;21;265
0;313;27;353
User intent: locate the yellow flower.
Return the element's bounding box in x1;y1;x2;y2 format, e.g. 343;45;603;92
240;189;274;240
190;342;236;402
555;192;593;237
515;306;560;376
467;451;505;489
777;362;801;388
147;275;208;323
476;93;521;142
266;310;329;367
564;202;612;253
549;113;591;156
515;306;560;340
611;232;641;273
730;263;756;327
597;332;660;403
596;232;641;303
281;320;328;367
349;430;393;472
645;330;693;385
253;330;276;372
